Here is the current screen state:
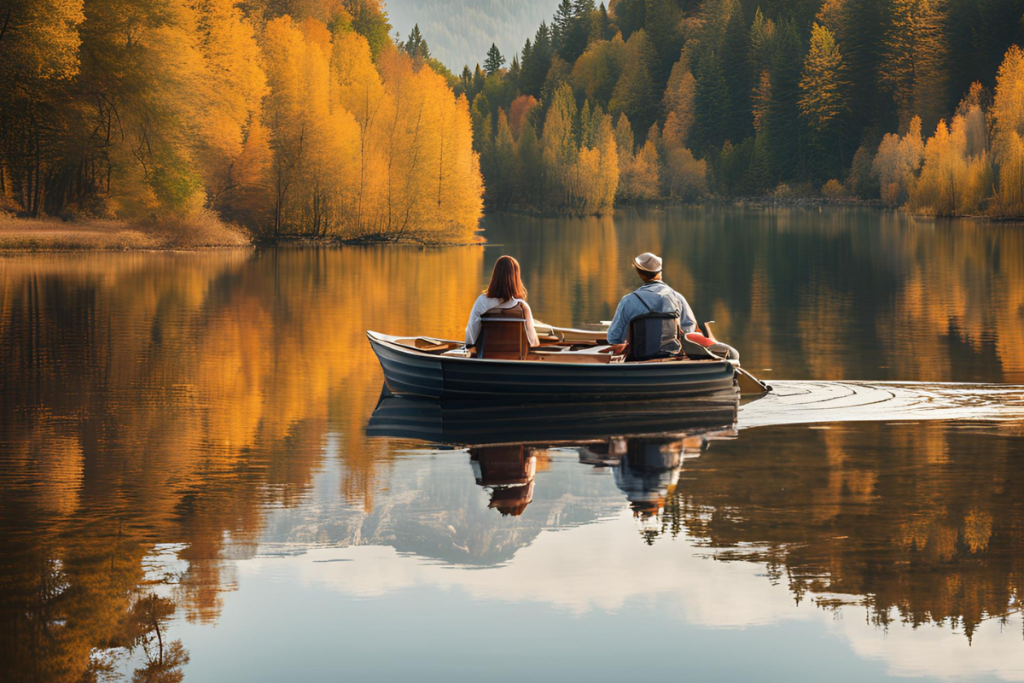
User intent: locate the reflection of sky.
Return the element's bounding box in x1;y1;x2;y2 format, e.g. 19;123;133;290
160;447;1024;682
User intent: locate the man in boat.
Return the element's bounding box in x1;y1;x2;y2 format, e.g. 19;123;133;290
607;252;697;360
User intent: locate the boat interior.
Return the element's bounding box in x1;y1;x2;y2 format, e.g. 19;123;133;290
388;317;726;366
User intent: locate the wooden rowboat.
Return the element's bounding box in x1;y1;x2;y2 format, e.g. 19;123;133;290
366;329;769;401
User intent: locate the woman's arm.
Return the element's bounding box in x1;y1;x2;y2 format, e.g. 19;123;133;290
465;296;487;346
521;302;540;347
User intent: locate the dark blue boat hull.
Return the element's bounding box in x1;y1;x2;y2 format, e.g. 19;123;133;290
368;332;738;401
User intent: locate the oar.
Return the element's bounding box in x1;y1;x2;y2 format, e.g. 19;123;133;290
696;320;771;395
736;367;772;394
533;320;609;343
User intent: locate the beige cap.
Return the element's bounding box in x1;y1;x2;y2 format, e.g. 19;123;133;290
633;252;663;273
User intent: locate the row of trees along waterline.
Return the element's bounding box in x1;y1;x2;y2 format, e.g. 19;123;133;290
0;0;483;244
457;0;1024;218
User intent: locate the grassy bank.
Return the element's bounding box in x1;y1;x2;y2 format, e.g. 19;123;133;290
0;212;251;252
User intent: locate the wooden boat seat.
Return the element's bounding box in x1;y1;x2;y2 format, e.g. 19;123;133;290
477;303;531;360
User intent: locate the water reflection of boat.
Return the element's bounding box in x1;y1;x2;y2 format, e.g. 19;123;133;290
470;445;539;516
367;391;738;519
580;437;709;520
366;330;768;401
366;390;739;446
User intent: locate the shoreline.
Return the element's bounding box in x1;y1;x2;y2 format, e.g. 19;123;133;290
0;213;251;253
3;200;1019;254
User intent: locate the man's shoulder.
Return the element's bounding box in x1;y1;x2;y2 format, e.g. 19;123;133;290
618;291;639;304
656;282;686;298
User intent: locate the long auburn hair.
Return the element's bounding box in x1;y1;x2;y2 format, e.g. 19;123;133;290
485;255;528;301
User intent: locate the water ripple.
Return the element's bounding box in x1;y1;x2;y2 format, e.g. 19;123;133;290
740;381;1024;429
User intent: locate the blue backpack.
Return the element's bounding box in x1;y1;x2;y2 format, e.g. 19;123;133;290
628;293;680;360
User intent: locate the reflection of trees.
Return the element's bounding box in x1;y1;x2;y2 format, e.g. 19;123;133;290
0;247;482;681
125;596;190;683
655;422;1024;639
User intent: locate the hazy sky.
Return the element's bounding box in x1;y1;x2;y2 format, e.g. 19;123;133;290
385;0;560;71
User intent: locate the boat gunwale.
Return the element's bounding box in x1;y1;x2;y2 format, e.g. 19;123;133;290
366;330;735;372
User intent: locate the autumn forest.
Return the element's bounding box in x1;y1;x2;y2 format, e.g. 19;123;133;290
0;0;482;243
2;0;1024;244
464;0;1024;218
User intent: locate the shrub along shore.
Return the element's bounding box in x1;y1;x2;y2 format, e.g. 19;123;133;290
0;212;251;251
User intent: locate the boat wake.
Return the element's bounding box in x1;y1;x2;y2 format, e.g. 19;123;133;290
740;381;1024;429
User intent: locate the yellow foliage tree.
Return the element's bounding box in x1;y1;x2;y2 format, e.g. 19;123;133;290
571;35;626;103
0;0;84;82
991;46;1024;218
263;15;361;236
873;117;924;206
663;59;697;148
910;114;991;216
614;114;659;202
541;85;617;214
0;0;85;212
192;0;269;210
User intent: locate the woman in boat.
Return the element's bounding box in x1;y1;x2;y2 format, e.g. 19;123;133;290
465;255;540;349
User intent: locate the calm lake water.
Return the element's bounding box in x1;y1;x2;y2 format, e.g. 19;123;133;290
2;206;1024;682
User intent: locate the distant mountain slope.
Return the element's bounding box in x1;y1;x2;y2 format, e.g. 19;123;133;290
385;0;559;71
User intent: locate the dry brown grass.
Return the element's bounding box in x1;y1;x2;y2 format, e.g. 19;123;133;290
0;210;250;251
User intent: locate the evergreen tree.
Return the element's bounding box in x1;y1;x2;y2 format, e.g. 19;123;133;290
553;0;574;56
880;0;949;132
471;92;493;157
692;49;730;156
835;0;889;139
484;44;506;76
612;0;646;40
509;54;521;84
520;23;554;97
799;24;849;135
644;0;686;91
799;23;851;176
404;24;429;60
749;7;778;74
598;3;615;41
486;111;518;208
516;121;544;204
473;63;486;96
946;0;1024;115
721;4;754;143
763;19;804;181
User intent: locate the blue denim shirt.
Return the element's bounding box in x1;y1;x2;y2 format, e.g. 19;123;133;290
607;281;697;346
